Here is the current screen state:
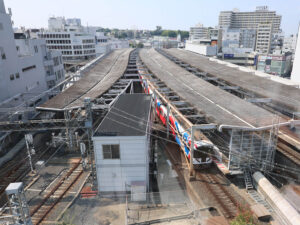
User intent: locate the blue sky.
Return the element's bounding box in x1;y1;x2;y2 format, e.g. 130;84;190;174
6;0;300;35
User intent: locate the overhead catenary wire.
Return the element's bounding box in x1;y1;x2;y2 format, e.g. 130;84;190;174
109;104;300;175
109;102;300;174
104;113;300;183
104;107;300;179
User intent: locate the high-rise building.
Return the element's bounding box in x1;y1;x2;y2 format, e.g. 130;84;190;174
0;0;64;104
255;23;273;53
219;6;281;33
219;6;281;53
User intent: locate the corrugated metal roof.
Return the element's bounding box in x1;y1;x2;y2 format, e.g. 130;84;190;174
94;94;152;137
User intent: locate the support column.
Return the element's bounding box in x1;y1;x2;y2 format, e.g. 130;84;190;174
189;126;195;178
166;104;170;139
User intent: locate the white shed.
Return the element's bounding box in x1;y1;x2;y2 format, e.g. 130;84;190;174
92;94;152;193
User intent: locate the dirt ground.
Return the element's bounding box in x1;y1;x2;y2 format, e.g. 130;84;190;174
61;197;126;225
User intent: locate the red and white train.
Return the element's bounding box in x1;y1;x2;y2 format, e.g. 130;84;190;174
138;72;216;168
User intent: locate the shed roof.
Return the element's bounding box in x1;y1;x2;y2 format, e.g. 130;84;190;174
94;94;152;137
140;48;281;128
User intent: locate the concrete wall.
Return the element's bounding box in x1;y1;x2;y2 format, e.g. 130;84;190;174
0;4;46;102
185;42;217;56
93;136;149;192
291;25;300;82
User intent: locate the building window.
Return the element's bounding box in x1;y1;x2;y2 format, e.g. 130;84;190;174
34;46;38;53
15;73;20;79
22;65;36;72
102;144;120;159
10;74;14;80
0;46;6;59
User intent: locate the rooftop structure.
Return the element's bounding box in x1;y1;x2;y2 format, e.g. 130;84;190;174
185;41;217;56
164;48;300;114
94;94;152;136
140;48;278;128
38;48;132;110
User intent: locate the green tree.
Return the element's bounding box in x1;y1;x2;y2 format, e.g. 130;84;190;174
137;43;144;48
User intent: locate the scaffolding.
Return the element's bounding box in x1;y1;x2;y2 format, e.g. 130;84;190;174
227;117;280;173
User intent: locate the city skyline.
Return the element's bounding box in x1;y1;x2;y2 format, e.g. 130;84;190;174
6;0;300;35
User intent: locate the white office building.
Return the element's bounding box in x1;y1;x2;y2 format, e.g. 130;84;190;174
94;32;129;56
38;17;96;62
0;0;64;104
190;23;209;41
282;34;298;54
291;25;300;83
221;28;256;51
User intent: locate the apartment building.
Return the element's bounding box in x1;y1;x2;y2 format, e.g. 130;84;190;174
255;23;273;53
0;0;64;104
219;6;281;54
219;6;281;33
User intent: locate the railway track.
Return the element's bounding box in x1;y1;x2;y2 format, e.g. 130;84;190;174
0;133;55;204
30;161;83;225
161;138;242;219
196;171;238;218
277;141;300;165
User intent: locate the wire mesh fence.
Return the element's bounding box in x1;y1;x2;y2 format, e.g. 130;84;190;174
125;190;200;225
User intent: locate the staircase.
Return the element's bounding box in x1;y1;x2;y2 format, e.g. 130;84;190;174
244;169;254;190
244;169;273;212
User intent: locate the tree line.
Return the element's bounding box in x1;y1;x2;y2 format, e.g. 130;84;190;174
150;26;189;39
96;26;189;39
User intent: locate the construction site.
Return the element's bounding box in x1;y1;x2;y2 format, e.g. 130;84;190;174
0;47;300;225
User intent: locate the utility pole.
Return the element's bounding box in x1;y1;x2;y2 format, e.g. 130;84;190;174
25;134;35;173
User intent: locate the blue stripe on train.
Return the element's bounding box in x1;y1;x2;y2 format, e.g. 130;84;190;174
174;121;180;132
184;145;190;156
175;136;181;146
